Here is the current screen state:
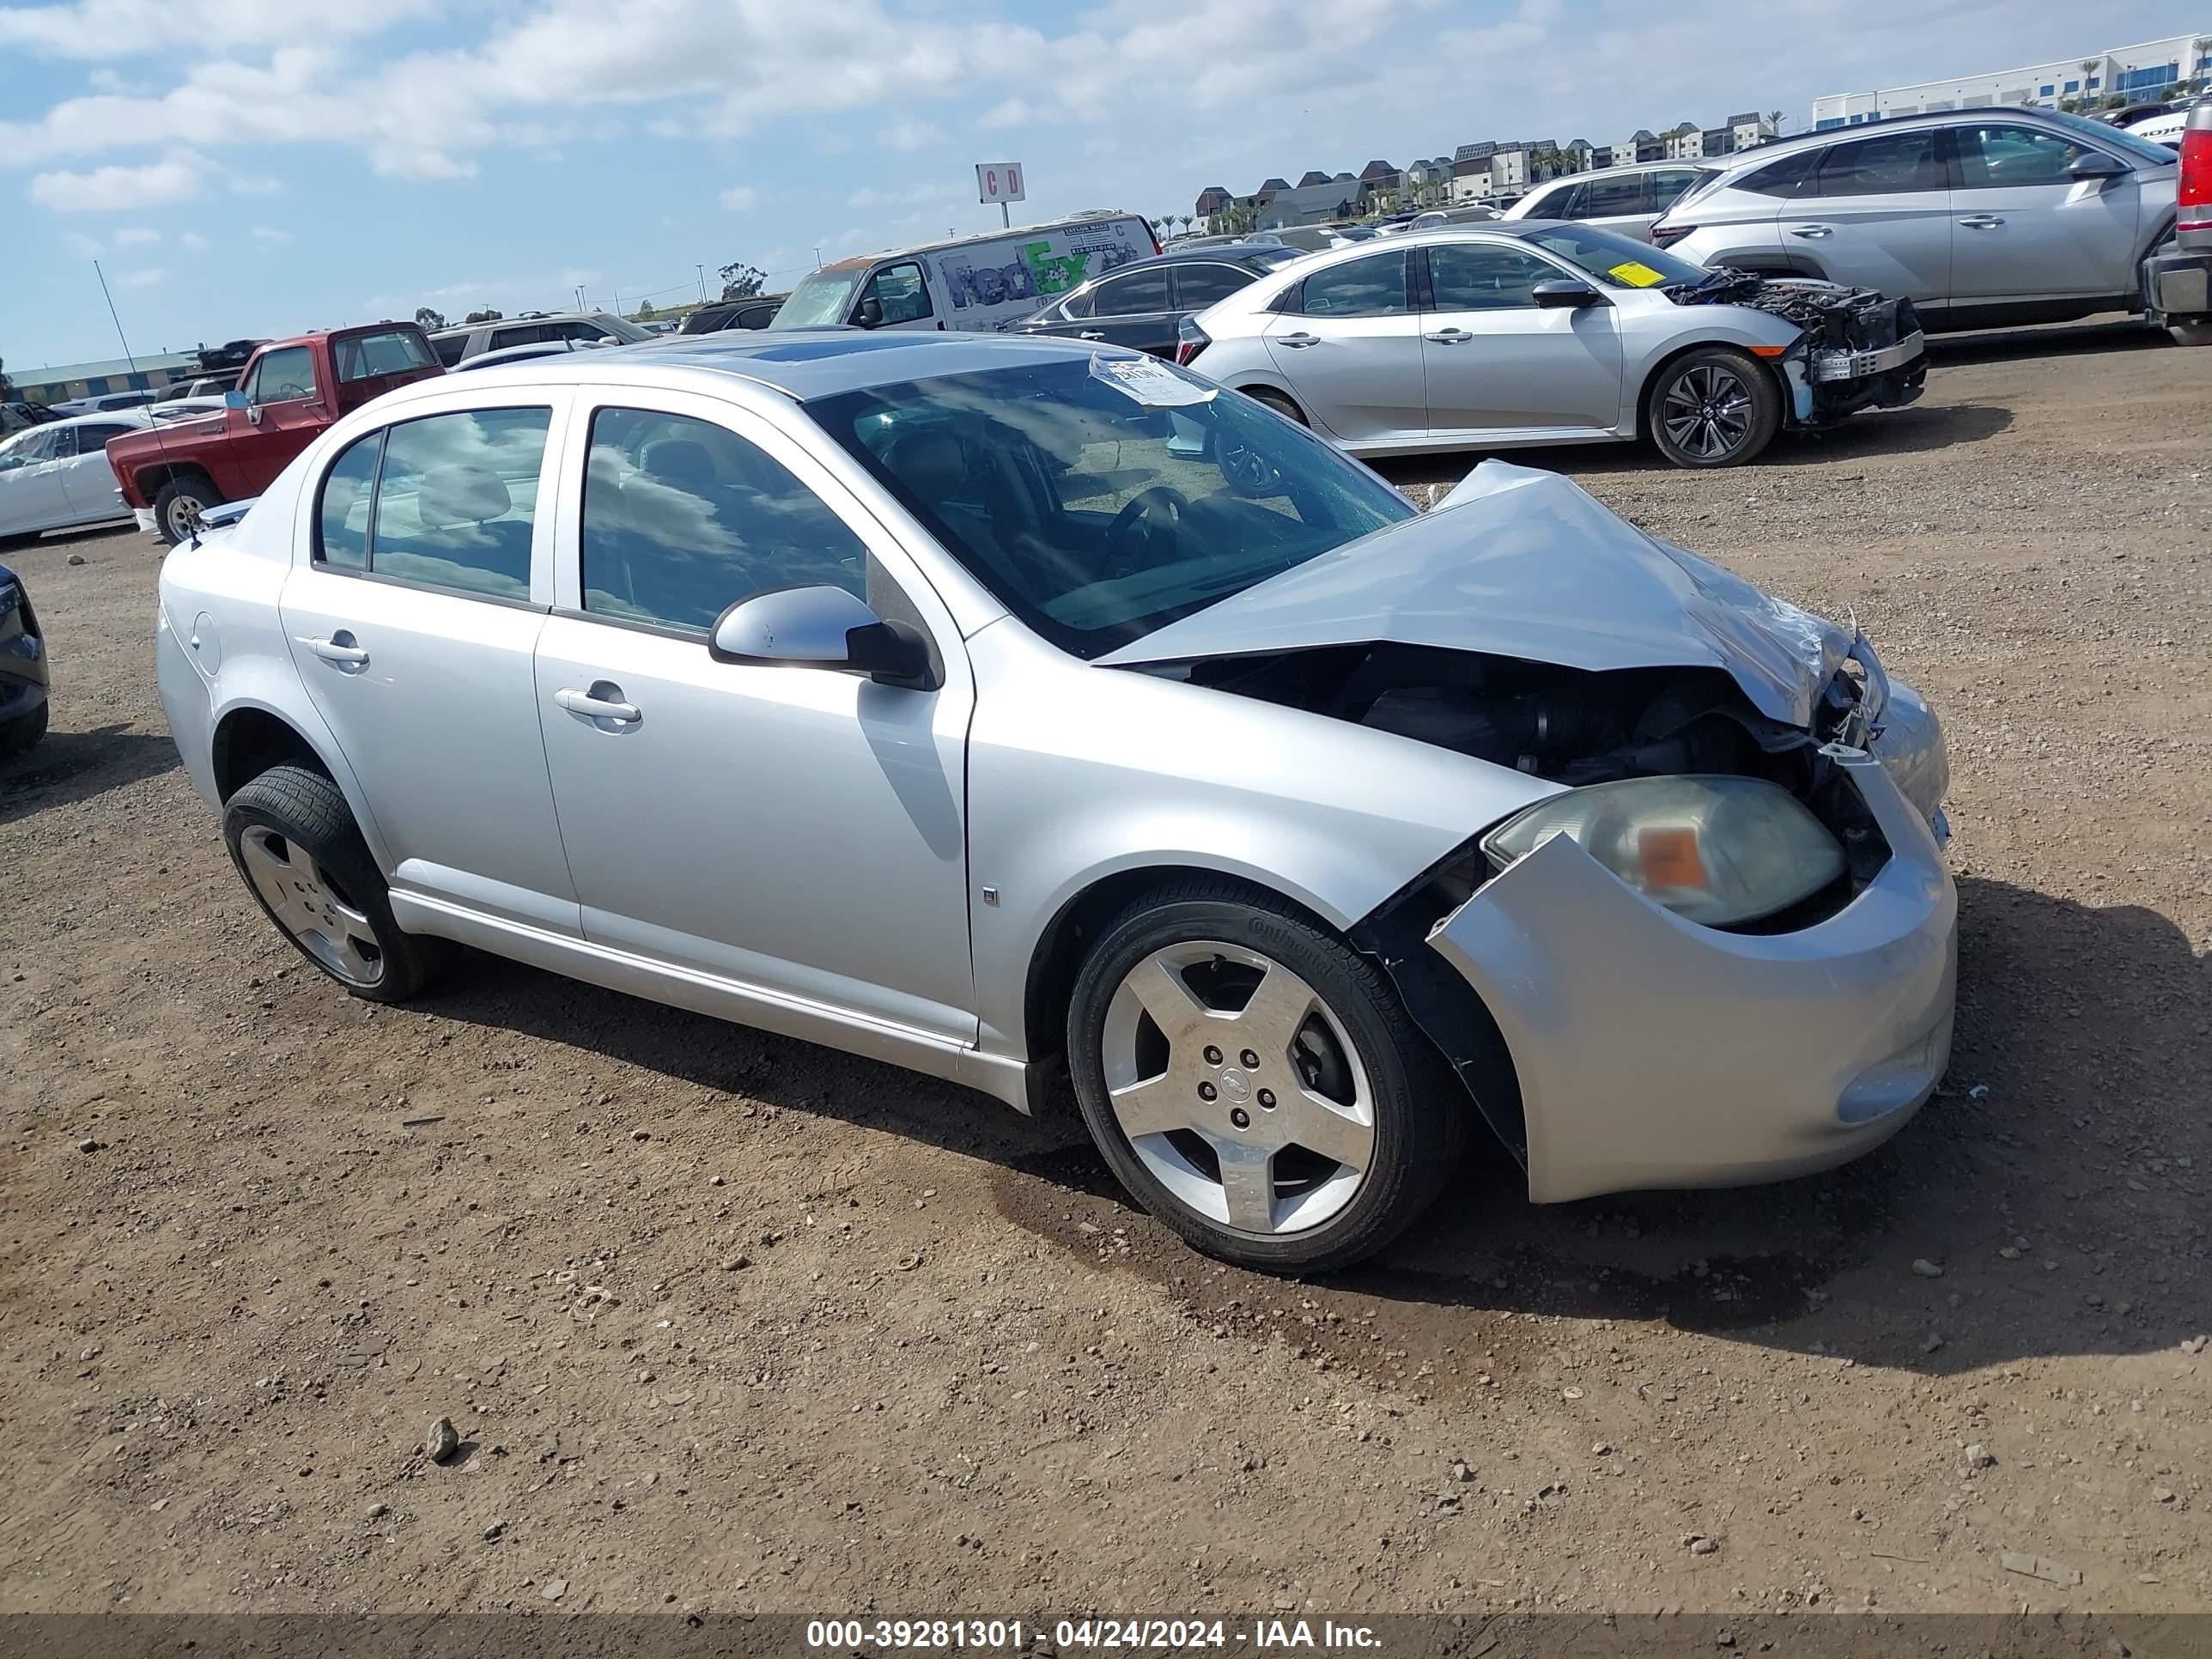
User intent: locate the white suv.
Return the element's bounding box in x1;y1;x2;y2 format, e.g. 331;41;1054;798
428;311;652;367
1651;107;2198;337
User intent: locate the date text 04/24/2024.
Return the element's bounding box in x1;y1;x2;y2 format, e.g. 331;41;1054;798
805;1620;1383;1650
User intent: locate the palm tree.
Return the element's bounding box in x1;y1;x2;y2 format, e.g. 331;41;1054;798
2195;38;2210;91
1178;215;1194;234
2081;58;2100;97
1766;109;1784;137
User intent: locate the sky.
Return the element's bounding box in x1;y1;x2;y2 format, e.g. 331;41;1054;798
1;0;2198;368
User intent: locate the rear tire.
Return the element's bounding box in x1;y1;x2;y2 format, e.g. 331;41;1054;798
1645;346;1781;468
1241;386;1308;426
1066;879;1468;1273
0;698;48;759
222;763;443;1002
153;476;218;547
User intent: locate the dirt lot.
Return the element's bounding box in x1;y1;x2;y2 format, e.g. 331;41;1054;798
3;320;2208;1623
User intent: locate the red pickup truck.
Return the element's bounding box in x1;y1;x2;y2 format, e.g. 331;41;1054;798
110;322;444;544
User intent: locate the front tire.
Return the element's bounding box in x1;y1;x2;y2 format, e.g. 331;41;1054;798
1645;346;1780;468
1066;880;1468;1273
0;697;48;759
153;476;218;547
222;764;442;1002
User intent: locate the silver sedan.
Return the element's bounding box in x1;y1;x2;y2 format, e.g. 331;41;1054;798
1178;223;1928;467
155;332;1954;1273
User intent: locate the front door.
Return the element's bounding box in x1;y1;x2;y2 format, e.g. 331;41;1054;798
532;392;976;1039
1948;120;2143;301
1417;241;1625;435
279;398;581;933
1785;127;1954;303
0;427;74;533
225;343;328;484
1264;248;1426;445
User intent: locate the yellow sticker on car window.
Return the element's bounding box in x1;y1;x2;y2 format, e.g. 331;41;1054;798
1608;261;1666;288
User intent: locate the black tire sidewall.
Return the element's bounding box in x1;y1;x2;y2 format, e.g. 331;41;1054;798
1648;346;1780;468
154;479;213;546
1065;888;1462;1273
0;698;47;759
1243;387;1308;426
221;763;434;1002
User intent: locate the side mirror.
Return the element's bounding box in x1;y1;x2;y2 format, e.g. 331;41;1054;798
2068;150;2127;182
856;296;884;328
709;584;935;689
222;389;249;410
0;456;20;472
1532;278;1603;308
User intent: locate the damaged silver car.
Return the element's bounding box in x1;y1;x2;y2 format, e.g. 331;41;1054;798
1176;223;1927;468
155;333;1954;1273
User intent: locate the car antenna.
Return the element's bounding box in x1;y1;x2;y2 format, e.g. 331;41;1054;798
93;258;199;550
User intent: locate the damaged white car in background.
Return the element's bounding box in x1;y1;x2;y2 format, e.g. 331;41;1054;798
154;334;1954;1274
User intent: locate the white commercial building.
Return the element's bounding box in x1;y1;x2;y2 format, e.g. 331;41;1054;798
1814;33;2212;128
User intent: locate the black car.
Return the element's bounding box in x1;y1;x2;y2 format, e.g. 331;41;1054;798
0;558;48;758
680;295;789;334
1011;246;1308;359
1;402;61;437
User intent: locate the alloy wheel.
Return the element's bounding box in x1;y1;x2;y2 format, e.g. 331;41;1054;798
1100;940;1374;1237
163;491;208;541
1661;363;1753;460
237;824;386;987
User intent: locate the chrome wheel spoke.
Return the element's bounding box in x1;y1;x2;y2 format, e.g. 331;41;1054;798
1123;954;1214;1042
1108;1073;1191;1140
237;826;383;988
1212;1136;1277;1232
1285;1090;1373;1171
1238;963;1318;1055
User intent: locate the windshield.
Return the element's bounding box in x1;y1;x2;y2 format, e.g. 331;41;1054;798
771;269;864;329
2033;106;2179;167
810;357;1417;658
1513;223;1711;289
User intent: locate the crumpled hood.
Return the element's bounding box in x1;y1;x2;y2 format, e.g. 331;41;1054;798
1099;460;1852;729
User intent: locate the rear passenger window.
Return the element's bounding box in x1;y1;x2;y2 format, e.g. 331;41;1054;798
1730;149;1821;198
430;335;468;368
1812;130;1948;196
1091;266;1170;314
1295;251;1411;318
580;408;870;634
1576;174;1646;217
311;408;550;599
1173;264;1255;308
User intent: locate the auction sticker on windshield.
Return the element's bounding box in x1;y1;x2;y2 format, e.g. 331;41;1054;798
1608;260;1667;287
1090;352;1216;407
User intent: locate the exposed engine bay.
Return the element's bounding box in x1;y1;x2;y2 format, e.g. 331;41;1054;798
1672;271;1927;422
1176;640;1894;906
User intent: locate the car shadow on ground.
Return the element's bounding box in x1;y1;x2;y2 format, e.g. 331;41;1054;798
423;870;2207;1383
1925;316;2172;367
0;723;179;827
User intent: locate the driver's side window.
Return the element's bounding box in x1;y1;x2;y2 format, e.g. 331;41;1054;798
579;407;874;635
244;346;315;406
859;263;933;326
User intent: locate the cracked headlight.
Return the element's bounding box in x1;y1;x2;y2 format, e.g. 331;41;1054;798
1480;775;1845;927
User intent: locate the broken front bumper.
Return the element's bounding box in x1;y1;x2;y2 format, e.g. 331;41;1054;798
1809;331;1925;382
1425;748;1955;1204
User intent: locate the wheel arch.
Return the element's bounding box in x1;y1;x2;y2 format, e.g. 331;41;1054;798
135;459;221;504
1631;335;1790;441
207;683;393;870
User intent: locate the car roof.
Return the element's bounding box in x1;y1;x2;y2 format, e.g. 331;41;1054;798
47;408;155;428
393;328;1137;403
1700;104;2108;172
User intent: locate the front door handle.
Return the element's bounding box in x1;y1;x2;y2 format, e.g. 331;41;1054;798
1275;331;1320;348
1957;215;2005;228
555;684;641;727
1424;328;1474;343
300;632;369;669
1078;329;1106;341
1787;224;1832;239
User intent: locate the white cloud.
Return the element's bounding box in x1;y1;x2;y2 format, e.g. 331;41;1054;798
112;224;159;245
118;265;163;287
719;184;757;210
250;224;293;243
179;229;210;251
979;97;1034;131
0;0;436;59
879;118;943;151
27;149;204;210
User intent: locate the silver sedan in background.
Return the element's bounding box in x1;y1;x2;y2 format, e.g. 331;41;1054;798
155;333;1954;1273
1178;224;1928;466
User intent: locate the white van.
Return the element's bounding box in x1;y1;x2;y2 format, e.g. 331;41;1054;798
769;213;1160;334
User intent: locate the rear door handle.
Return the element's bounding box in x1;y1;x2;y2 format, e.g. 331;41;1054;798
1078;329;1106;341
300;632;369;669
1787;224;1832;239
555;684;641;726
1957;215;2005;228
1424;328;1474;343
1276;331;1319;348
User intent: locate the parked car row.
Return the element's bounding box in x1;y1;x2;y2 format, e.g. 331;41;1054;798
428;309;653;367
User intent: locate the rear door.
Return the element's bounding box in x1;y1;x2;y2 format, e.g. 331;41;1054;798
1261;248;1426;445
279;393;581;933
1784;127;1954;302
1948;119;2142;301
1417;241;1623;435
1072;264;1177;354
57;421;137;521
1570;170;1658;240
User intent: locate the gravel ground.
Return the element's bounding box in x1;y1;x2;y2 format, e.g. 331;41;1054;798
2;320;2207;1621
